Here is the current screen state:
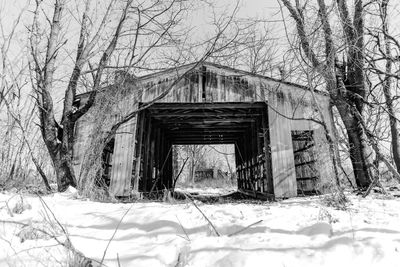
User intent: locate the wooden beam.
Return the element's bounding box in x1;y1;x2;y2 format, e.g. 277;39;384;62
145;102;267;110
133;112;145;191
150;113;262;118
262;108;273;194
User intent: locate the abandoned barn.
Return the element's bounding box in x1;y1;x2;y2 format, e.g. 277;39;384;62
72;62;335;199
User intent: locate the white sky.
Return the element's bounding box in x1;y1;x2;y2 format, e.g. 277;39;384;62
1;0;399;108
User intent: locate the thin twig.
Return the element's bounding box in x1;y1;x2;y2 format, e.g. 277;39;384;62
0;219;105;266
172;157;189;193
117;253;121;267
183;193;220;237
228;220;263;237
35;194;100;265
176;215;190;241
100;205;133;265
36;194;69;238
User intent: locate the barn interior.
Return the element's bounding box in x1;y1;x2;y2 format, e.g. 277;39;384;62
127;102;274;198
172;143;237;192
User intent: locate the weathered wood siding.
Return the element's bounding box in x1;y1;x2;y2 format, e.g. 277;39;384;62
138;64;265;104
73;85;139;196
109;117;137;196
265;81;334;197
73;63;334;197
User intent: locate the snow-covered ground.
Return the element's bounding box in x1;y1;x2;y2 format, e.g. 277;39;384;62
0;188;399;267
175;186;235;196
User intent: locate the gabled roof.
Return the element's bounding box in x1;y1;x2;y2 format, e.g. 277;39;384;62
138;61;307;89
77;61;328;98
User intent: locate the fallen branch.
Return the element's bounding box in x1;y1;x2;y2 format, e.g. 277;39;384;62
183;192;220;237
228;220;263;237
100;205;133;265
176;215;190;241
172;157;189;193
0;219;101;266
36;194;96;266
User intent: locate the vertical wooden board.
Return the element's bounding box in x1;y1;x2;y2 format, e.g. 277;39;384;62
220;75;226;101
165;84;174;102
184;78;190;102
141;84;148;102
180;79;188;102
238;78;245;102
133;114;145;191
210;72;218;101
248;81;256;102
205;71;211;102
260;82;266;102
109;116;137;196
216;74;222;102
191;82;197;103
148;138;156;189
261;109;272;193
243;79;250;102
230;77;240;102
255;82;261;101
147;84;155;102
198;72;203;102
268;92;297;198
178;80;185;103
224;77;230;101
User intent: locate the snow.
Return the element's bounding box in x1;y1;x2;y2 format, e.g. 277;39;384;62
0;189;399;266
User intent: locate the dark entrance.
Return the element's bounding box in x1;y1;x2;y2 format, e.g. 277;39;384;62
133;102;273;197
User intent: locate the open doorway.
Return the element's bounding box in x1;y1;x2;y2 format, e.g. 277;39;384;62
172;144;237;195
291;130;320;195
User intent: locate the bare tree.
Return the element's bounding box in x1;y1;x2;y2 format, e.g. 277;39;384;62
281;0;377;189
30;0;135;191
29;0;240;192
209;22;279;77
365;0;400;173
0;2;52;189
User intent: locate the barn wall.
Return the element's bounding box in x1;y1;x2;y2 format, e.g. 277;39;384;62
109;117;137;196
264;81;334;197
267;86;297;198
73;84;139;196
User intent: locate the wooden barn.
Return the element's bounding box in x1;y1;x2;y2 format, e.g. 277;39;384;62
72;62;335;199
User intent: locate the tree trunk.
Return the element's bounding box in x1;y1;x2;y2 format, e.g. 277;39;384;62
54;156;77;192
381;0;400;173
45;120;78;192
383;68;400;174
281;0;374;190
334;95;373;188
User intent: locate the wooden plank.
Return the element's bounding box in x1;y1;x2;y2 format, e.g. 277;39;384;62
262;104;273;194
109;116;137;196
141;113;151;190
133;113;145;191
268;91;297;198
199;69;204;102
217;74;222;102
146;102;267;110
